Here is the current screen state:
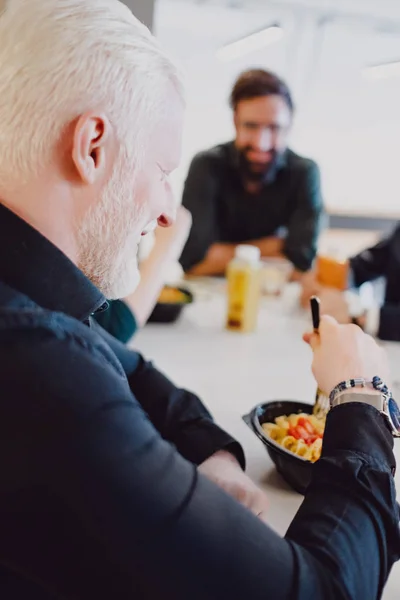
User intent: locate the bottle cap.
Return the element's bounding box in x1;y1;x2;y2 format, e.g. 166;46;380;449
235;245;261;264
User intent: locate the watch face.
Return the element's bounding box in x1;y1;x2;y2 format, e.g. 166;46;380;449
388;397;400;434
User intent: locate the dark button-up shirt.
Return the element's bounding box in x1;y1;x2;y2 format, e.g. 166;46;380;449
0;202;399;599
180;143;324;272
0;202;243;597
94;299;138;343
350;223;400;341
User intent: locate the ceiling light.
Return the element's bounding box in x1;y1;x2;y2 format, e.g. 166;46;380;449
217;25;284;62
363;60;400;81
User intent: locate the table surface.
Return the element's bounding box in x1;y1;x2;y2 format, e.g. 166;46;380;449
134;279;400;599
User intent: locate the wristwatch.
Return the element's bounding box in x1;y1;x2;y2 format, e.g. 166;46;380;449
331;377;400;438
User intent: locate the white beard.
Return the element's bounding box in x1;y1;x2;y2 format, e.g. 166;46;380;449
77;158;144;300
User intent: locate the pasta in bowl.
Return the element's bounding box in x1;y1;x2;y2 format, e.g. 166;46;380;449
243;400;323;494
262;413;325;463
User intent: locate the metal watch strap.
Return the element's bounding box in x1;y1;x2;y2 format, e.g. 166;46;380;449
329;376;391;405
330;377;400;440
331;392;384;411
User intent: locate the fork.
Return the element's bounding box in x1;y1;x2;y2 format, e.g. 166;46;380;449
310;296;330;418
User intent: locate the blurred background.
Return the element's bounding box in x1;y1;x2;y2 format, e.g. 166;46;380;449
129;0;400;253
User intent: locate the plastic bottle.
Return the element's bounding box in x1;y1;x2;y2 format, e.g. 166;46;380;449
226;245;261;332
316;247;349;291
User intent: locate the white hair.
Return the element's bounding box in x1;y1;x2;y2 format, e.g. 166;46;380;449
0;0;184;186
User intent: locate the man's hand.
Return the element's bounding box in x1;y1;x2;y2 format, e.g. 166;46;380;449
198;451;268;523
300;272;352;324
300;270;323;308
250;236;284;258
187;243;235;277
317;288;351;324
303;315;390;395
187;236;284;277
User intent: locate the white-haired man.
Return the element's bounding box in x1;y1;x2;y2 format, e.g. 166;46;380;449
0;1;398;599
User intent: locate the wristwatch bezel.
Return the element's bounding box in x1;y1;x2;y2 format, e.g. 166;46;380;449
333;391;400;437
386;396;400;437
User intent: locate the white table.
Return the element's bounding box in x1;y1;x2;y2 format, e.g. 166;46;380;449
134;280;400;599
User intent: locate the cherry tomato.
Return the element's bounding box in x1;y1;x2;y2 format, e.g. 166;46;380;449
296;425;310;441
297;417;315;435
288;426;302;440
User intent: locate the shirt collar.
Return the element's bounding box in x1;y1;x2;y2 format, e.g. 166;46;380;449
0;202;107;321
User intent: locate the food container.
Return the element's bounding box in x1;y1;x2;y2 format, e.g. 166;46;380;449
243;400;315;494
260;258;292;296
147;287;193;324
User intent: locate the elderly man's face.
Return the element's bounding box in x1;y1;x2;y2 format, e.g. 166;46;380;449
76;87;183;299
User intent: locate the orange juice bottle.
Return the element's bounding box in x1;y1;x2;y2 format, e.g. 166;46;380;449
316;254;349;290
226;245;261;333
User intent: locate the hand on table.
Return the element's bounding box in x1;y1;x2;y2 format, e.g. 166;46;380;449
198;451;269;523
303;315;390;395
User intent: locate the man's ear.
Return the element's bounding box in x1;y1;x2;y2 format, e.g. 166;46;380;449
72;113;111;185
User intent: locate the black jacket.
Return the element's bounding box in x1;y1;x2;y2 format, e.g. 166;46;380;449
351;224;400;340
0;202;399;599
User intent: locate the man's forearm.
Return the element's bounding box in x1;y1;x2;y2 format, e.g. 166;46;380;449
286;403;399;599
248;236;284;258
187;237;284;277
47;336;399;599
349;236;390;288
126;354;245;467
290;269;308;282
123;246;177;327
136;401;399;599
187;243;236;276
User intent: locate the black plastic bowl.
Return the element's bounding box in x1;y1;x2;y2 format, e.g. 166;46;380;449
243;400;316;495
147;287;193;324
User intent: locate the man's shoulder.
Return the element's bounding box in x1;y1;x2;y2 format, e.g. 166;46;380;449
285;149;319;175
0;282;125;382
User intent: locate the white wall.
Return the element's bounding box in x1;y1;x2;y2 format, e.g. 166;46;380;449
292;18;400;217
154;0;400;217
